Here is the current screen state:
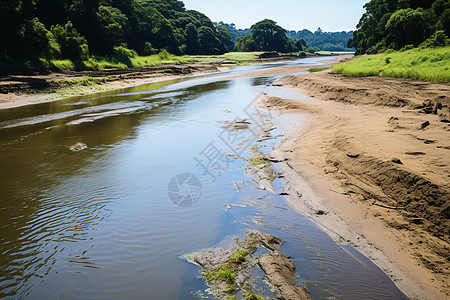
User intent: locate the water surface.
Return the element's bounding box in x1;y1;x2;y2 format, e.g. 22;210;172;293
0;58;407;299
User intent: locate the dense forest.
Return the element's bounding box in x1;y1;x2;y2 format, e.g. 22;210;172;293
0;0;233;61
350;0;450;54
221;22;355;52
286;29;355;52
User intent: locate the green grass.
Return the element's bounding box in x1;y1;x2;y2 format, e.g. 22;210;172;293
204;266;236;285
316;51;332;55
47;52;263;71
56;77;104;86
309;67;329;72
331;46;450;82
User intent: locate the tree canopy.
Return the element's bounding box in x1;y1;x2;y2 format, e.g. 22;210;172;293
350;0;450;54
286;29;355;52
234;19;301;52
0;0;232;61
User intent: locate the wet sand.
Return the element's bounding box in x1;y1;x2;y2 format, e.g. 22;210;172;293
260;70;449;299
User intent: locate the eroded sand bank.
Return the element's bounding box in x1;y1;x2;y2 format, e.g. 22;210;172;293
259;70;449;299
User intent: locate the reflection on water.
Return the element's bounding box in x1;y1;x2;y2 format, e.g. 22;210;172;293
0;57;408;299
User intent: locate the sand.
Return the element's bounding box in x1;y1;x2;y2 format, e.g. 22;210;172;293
259;70;449;299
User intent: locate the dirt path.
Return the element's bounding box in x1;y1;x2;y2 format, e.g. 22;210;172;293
260;70;450;299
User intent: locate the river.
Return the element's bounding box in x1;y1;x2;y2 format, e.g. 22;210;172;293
0;57;408;299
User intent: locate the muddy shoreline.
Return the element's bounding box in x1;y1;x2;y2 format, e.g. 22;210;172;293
260;70;449;299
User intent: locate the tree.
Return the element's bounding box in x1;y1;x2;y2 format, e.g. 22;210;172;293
234;35;257;52
185;23;199;54
251;19;289;51
51;22;89;59
385;8;433;48
215;23;234;52
352;0;447;54
198;26;224;54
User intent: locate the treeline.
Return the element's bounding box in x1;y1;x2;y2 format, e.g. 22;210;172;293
286;28;355;52
219;23;252;42
350;0;450;54
0;0;233;62
232;19;307;53
220;22;354;53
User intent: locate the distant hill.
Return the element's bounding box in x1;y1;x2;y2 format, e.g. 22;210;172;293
286;28;355;52
220;22;355;52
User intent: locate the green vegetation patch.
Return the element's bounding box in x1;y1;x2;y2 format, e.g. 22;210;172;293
309;67;329;72
243;290;265;300
204;265;236;285
56;77;103;86
229;249;250;264
331;46;450;82
247;157;269;168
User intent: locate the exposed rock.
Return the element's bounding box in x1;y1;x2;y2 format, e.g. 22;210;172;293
68;142;87;151
185;230;312;300
259;253;314;300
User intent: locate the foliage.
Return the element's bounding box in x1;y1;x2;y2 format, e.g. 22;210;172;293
243;290;264;300
350;0;450;54
204;266;236;285
0;0;231;63
50;22;89;60
219;22;252;42
309;67;329;72
331;46;450;82
419;30;450;48
287;28;355;52
228;249;249;264
235;19;296;52
235;35;258;52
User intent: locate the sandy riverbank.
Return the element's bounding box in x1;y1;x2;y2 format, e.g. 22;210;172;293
259;70;449;299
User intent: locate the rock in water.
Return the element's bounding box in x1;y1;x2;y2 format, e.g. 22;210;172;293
69;142;87;151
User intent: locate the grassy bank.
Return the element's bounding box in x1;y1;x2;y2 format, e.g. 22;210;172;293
49;52;263;71
331;46;450;82
0;52;263;73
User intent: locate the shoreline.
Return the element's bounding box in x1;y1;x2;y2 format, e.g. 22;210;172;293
0;56;314;110
260;70;449;299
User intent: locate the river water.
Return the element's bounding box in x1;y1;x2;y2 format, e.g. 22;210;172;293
0;58;408;299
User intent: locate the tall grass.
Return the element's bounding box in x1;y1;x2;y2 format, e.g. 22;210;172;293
331;46;450;82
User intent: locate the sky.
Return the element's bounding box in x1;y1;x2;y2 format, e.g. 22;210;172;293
182;0;368;32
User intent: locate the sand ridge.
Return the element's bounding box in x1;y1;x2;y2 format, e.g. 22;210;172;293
259;71;450;299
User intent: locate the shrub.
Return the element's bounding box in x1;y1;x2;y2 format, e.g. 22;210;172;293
158;49;170;60
420;31;450;48
113;46;137;65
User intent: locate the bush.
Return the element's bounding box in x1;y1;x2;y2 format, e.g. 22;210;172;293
420;31;450;48
143;42;157;55
50;22;89;60
400;44;414;52
113;46;137;65
158;49;170;60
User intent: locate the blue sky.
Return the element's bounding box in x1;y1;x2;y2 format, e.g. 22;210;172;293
182;0;368;32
